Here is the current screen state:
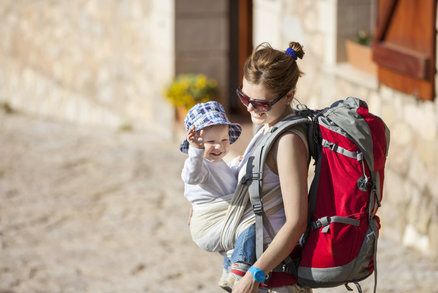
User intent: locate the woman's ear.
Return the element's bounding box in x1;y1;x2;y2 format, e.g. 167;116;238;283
286;91;295;104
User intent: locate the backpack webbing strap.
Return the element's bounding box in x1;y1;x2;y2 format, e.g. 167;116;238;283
372;218;379;293
247;115;311;261
368;171;382;217
303;145;322;240
321;138;363;161
248;134;268;260
311;216;360;233
345;282;362;293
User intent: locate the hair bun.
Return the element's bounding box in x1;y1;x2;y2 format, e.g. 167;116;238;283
288;42;305;60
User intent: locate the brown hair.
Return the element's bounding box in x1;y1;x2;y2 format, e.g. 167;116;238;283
243;41;305;98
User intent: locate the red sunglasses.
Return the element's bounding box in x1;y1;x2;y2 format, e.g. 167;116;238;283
236;88;286;112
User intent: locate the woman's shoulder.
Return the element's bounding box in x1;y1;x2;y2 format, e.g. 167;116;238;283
264;126;308;172
273;124;310;165
276;123;308;147
275;130;307;151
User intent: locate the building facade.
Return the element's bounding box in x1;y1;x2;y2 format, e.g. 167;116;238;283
0;0;436;256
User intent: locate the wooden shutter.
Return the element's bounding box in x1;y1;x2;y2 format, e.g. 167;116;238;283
372;0;437;100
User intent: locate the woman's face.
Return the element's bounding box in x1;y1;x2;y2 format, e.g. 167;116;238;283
241;78;292;126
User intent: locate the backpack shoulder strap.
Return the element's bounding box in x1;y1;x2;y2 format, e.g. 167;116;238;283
246;114;312;259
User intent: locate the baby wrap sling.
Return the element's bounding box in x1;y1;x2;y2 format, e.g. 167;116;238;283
190;125;300;252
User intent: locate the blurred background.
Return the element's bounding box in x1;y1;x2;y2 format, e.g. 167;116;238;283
1;0;437;292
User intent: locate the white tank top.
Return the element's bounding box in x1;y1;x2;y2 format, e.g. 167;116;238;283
237;121;308;243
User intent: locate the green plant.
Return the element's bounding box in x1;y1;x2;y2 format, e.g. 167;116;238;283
164;74;218;110
356;30;371;46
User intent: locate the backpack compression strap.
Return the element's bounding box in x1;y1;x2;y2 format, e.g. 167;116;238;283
247;115;312;261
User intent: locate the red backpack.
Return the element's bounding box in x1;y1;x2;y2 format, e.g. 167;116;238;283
245;97;390;292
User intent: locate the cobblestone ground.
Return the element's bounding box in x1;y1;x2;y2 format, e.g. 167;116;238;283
0;110;437;293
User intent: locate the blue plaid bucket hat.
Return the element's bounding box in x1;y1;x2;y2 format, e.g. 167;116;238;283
180;101;242;153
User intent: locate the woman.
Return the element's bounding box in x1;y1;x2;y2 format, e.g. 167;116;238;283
231;41;311;293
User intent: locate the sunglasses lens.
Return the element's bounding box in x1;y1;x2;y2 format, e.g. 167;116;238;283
237;90;250;106
252;101;270;112
236;88;272;112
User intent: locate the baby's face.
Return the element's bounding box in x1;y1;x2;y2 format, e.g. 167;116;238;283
201;125;230;162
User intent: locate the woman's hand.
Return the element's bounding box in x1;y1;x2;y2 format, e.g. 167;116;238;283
232;272;259;293
187;127;204;149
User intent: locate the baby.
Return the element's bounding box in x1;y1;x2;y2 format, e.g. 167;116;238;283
180;101;255;290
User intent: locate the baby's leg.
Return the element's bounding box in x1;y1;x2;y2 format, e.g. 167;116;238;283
227;224;256;286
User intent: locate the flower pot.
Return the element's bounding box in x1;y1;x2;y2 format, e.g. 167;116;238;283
345;39;377;75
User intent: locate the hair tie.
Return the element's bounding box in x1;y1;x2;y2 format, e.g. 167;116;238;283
285;47;297;60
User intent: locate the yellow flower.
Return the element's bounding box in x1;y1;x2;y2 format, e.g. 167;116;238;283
164;74;218;110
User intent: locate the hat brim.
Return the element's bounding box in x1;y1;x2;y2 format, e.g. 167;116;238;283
180;122;242;154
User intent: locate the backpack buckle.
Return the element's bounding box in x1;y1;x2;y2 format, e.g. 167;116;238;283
322;139;338;152
329;143;338;152
241;173;261;185
312;216;330;229
252;202;263;215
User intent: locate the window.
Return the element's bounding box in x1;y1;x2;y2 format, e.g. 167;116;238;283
372;0;436;101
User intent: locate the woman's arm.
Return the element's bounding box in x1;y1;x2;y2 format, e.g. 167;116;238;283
232;132;309;292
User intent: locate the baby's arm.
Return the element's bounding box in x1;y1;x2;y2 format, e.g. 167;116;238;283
181;146;209;184
181;127;210;185
228;155;243;175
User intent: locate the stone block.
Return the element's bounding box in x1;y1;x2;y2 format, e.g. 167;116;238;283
380;85;395;101
406;181;422;223
404;102;437;141
384;169;410;205
428;219;438;257
407;154;428;191
367;92;381;116
253;0;282;47
415;190;433;234
391;122;412;147
379;204;404;240
403;224;430;254
380;171;408;239
387;144;411;177
281;16;305;48
427;172;438;201
306;34;325;61
417;140;438;170
380;100;401;127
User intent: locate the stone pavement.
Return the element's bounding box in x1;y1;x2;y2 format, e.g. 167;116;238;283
0;110;437;293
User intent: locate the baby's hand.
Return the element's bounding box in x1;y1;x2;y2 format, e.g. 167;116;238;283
187;127;204;149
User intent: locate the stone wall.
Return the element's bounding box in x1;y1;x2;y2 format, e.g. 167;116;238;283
0;0;174;136
254;0;438;256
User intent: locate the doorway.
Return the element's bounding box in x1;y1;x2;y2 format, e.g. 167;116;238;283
229;0;253;115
